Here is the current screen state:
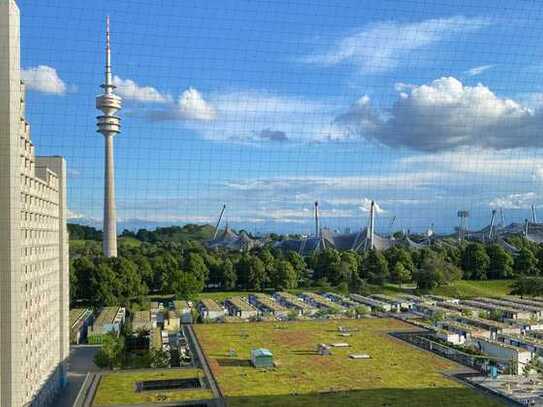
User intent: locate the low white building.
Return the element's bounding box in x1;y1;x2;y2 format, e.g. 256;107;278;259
350;294;392;312
225;297;259;319
198;299;226;321
476;338;533;375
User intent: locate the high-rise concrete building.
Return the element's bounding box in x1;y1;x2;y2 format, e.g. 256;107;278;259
0;1;69;406
96;17;122;258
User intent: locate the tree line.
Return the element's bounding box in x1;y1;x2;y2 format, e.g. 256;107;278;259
69;223;543;307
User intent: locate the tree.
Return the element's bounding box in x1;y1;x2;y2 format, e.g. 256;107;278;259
221;259;237;290
271;260;298;290
132;255;153;289
461;243;490;280
247;256;267;290
511;276;543;296
287;251;306;281
110;257;148;302
94;333;125;369
71;257;96;300
151;252;179;292
313;249;342;282
172;271;204;300
184;252;209;283
235;254;252;289
391;262;411;288
514;247;538;276
363;250;389;285
486;244;514;279
385;246;415;274
413;251;461;290
91;262;121;306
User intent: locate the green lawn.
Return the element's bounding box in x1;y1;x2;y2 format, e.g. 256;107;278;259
194;319;505;407
92;369;213;406
431;280;514;298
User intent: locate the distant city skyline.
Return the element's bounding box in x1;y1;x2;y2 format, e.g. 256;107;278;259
16;0;543;234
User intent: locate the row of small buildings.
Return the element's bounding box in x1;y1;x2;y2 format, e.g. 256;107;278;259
197;291;366;322
403;294;543;375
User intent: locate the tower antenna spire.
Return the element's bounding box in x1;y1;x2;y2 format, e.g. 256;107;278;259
105;16;113;94
97;16;122;257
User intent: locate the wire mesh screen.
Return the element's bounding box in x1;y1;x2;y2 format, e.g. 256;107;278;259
18;0;543;235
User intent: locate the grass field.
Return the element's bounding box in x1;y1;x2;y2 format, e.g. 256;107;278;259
194;319;505;407
430;279;514;298
92;369;213;406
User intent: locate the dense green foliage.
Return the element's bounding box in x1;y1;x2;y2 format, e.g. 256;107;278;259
69;223;543;306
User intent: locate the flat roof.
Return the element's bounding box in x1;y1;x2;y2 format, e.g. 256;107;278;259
275;292;312;308
226;297;255;312
304;292;346;311
133;310;150;324
199;298;223;312
252;348;273;357
463;300;530;315
70;308;91;328
94;306;121;327
253;293;289;312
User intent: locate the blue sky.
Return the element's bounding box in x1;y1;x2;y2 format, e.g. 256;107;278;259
17;0;543;234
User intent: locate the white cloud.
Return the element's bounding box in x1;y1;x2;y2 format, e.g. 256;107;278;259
359;198;384;213
489;192;537;209
185;90;341;142
143;87;217;122
401;150;543;176
21;65;67;95
177;88;216;121
465;64;495;76
67;209;84;220
304;16;490;74
113;76;171;103
338;76;543;151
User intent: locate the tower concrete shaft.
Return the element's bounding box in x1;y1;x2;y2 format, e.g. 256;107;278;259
96;16;122;257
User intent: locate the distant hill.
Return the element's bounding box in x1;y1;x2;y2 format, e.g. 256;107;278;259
68;224;102;241
68;223;216;243
130;224;216;242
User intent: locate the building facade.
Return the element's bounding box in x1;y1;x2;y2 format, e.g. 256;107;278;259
0;1;69;406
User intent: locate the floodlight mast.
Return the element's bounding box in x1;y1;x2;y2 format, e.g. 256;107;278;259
213;204;226;240
314;201;320;238
488;209;497;241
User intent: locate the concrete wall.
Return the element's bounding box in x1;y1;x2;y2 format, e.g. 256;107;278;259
0;2;68;405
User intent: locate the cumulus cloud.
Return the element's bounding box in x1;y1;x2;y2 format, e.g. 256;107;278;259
113;76;171;103
144;87;216;122
21;65;67;95
338;76;543;151
490;192;537;209
303;16;490;74
465;64;495;76
177;88;216;121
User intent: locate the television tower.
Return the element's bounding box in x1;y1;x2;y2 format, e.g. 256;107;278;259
96;16;122;257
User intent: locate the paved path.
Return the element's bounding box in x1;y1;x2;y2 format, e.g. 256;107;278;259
185;325;226;407
53;345;101;407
